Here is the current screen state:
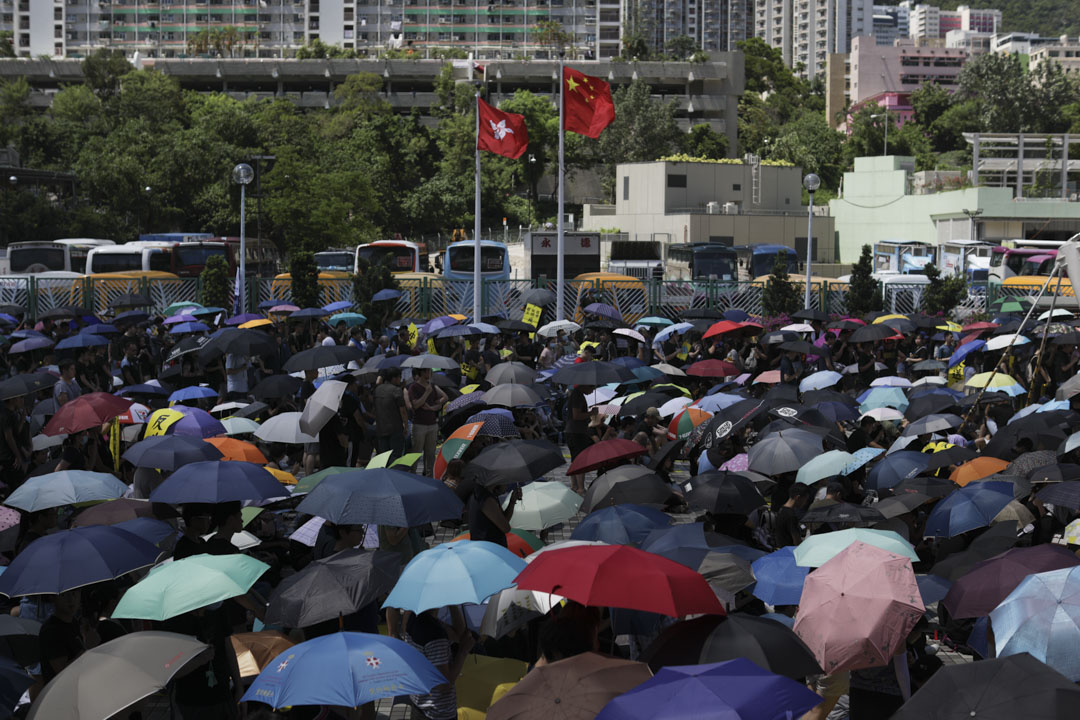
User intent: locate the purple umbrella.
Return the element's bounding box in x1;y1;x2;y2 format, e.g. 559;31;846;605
169;322;210;335
585;302;623;322
422;315;460;336
446;391;486;414
167;407;227;438
162;314;198;326
10;337;54;354
226;313;263;326
942;544;1080;618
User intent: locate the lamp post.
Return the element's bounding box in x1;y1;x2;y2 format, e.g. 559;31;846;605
962;208;984;277
232;163;254;313
870;112;889;156
803;173;821;309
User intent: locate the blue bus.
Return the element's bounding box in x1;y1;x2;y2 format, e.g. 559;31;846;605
443;241;511;281
734;244;799;279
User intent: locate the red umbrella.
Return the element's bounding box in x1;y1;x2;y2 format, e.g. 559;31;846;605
685;360;739;378
739;321;764;333
703;321;744;340
566;438;647;475
43;392;133;436
963;321;999;332
513;545;726;617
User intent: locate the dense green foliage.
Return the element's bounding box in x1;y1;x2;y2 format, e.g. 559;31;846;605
846;245;883;317
199;254;232;310
762;255;802;317
290;252;320;310
921;263;968;318
935;0;1080;39
353;257;401;331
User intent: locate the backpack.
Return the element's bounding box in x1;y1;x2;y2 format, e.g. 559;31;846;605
752;507;778;551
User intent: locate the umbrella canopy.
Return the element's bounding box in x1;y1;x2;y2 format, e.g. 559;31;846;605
164;407;226;438
122;435;225;471
231;631;295;678
5;470;128;512
299;379;347;435
487;652;651;720
551;361;635;386
433;421;483;480
951;456;1010;486
265;549;401;628
0;525;161;597
254;412;317;444
283;345;363;372
482;382;544;407
864;450;931;491
990;566;1080;681
751;546;810;606
42;392;132;436
924;480;1014;537
204;437;267;464
903;413;962;438
567;438;647;475
296;468;463;526
537;319;582;337
583;466;671;513
149;461;285;505
382;540;525;613
26;632;210;720
799;370;843;393
685;472;767;516
464;440;566;488
252;374;303;400
794;528;918;567
570;504;671;545
512;482;583;531
796;450;855;485
240;632;444;710
794;542;925;674
113;553;269;621
800;502;885;527
747;428;823;475
513;544;725;616
487;361;540;386
943;544;1080;619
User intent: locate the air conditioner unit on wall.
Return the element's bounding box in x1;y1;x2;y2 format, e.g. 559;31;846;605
723;202;739;214
706;201;721;214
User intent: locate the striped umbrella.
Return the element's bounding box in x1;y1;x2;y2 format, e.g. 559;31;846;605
668;407;714;441
433;421;484;480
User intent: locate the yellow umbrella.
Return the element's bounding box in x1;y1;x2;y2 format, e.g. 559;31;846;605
872;314;909;325
965;372;1021;389
264;466;296;485
936;321;962;332
239;318;273;329
449;313;468;321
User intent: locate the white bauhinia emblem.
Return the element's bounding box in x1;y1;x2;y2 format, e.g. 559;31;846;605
489;119;514;141
776;407;797;417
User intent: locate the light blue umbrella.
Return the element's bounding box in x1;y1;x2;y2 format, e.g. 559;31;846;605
169;322;210;335
654;322;695;344
923;481;1013;538
469;321;501;335
322;300;353;313
637;316;674;327
793;528;918;568
858;387;909;415
949;339;986;368
799;370;843;393
240;632;445;709
751;546;809;606
168;386;218;403
985;382;1026;397
382;540;526;613
328;312;366;327
843;447;884;475
990;566;1080;681
4;471;128;512
693;393;745;413
372;288;402;302
796;450;856;485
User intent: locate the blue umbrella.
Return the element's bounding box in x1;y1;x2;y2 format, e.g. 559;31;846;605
916;574;952;606
258;299;281;311
240;632;444;710
642;523;763;568
816;401;860;424
296;468;463;526
799;370;843;393
8;330;45;340
858;387;909;415
466;411;520;438
924;481;1014;538
751;546;809;606
55;333;110;350
570;504;671;545
611;357;645;369
117;383;170;397
469;321;501;335
595;658;823;720
322;300;353;313
4;470;128;512
0;526;160;597
990;566;1080;681
291;307;329;319
382;540;526;613
436;324;482;339
723;309;750;322
168;386;219;403
654;322;695;344
169;322;210;334
444;391;486;414
0;313;17;326
82;324;119;335
113;517;178;547
364;353;410;370
162;314;198;326
225;313;263;326
372;288;402;302
9;337;53;354
949;339;986;368
693;393;745;413
149;461;286;505
122;435;224;470
842;446;885;475
631;366;665;382
864;450;929;490
585;302;622;321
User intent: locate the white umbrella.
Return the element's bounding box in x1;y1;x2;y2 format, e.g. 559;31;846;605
1038;309;1074;321
509;482;583;531
781;323;814;333
911;376;946;387
871;376;912;388
984;334;1030;352
859;408;904;422
211;401;248;415
613;328;645;342
651;363;687;377
221;417;261;435
299;380;347;436
202;530;261;551
659;396;693;418
654;322;694;344
537;320;581;337
255;412;316;444
585;387;617;406
32;434;65;452
800;370;843;392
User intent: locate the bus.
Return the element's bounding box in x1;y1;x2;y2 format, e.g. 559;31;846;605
1000;239;1066;251
217;237;281;276
86;243;177;275
666;244;738;281
873;240;936;275
573;272;649;325
733;244;799;280
442;241;510;281
172;241;236;278
138;233;213;244
7;239;114;274
989;246;1056;283
355;240;428;274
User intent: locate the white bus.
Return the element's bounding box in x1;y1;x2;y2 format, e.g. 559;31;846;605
86;242;177;275
7;239;115;274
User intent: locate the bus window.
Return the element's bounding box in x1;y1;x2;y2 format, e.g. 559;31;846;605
175;244;225;269
692;247;737;280
356;245;417;272
70;252;88;274
448;246;506;274
148;249;174;273
315;251;355;272
92;253;143;274
751;251;798;278
9;246;66;273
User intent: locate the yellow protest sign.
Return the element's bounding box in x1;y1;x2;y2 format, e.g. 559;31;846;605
947;361;965;386
427;338;437;354
144;409;185;437
522;303;542;340
407;322;419;351
366;450;392;469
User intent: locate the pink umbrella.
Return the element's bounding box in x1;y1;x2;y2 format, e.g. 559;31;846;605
719;452;749;472
793;541;924;674
753;370;781;385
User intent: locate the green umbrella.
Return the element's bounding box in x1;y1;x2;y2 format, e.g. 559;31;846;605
796;450;856;485
112;554;269;621
221;416;261;436
510;528;545;554
507;481;583;531
794;528;919;568
163;301;203;316
294;465;353;495
329;312;367;327
27;631;210;720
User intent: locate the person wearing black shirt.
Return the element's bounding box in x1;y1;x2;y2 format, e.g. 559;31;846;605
174;504;213;560
466;484;521;547
39;591;86;685
773;484;811;548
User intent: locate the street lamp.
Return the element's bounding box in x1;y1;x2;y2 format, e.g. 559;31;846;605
232;162;254;313
962;207;983;242
803;173;821;310
870;112;889;156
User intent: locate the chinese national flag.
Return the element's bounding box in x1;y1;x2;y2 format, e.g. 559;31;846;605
563;67;616;138
477;97;529;159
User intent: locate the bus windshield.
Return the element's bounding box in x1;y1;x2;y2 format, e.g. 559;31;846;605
357;245;416;272
693;249;737;280
315;252;354;271
448;246;506;273
175;245;226;267
9;247;66;273
751;252;798;278
92;253;143;274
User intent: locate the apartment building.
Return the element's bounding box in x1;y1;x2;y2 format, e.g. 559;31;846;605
871;2;908;47
908;3;1000;43
1029;36;1080;77
754;0;871;77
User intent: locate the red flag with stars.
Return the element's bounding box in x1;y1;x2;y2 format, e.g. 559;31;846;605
563;67;616;138
477;97;529;159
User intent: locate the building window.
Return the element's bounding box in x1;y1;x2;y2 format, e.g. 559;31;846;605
667;174;687;188
622;176;629;200
732;183;741;191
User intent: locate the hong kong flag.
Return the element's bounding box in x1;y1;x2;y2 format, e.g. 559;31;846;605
563;67;615;138
477;97;529;159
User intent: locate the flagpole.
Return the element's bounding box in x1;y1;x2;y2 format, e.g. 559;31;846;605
474;91;482;322
556;52;566;321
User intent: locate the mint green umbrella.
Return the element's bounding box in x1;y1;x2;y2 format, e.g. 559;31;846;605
796;450;856;486
794;528;918;568
329;312;367;327
112;553;269;621
163;301;203;317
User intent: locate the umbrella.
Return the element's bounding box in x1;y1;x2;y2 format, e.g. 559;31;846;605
685;472;767;516
874;492;933;519
801;502;885;526
168;386;218;403
225;312;264;326
990;566;1080;681
487;652;651;720
799;370;842;393
928;523;1022;581
169;321;210;334
640;523;762;568
464;439;566;488
1037;481;1080;510
149;461;285;505
433;421;484;480
891;652;1080;720
513;544;725;616
903;413;963;438
583;466;671;513
794;542;924;674
265;549;401;628
240;631;444;710
296;468;463;526
9;336;54;354
26;632;210;720
864;451;930;491
372;288;402;301
204;437;267;464
199;328;277;360
164;407;227;438
966;371;1025;395
637;316;674;327
942;544;1080;619
793;528;918;567
521;288;557;306
0;615;40;667
254;412;317;444
112;553;269;621
567;438;647;475
537;319;581;337
55;333;109;351
382;540;525;613
849;324;895;343
283;345;363;372
796;450;855;485
584;302;622;321
570;504;671;545
551;361;635;386
487;361;539;386
685;359;739;378
482;382;544;407
667;407;713;440
613;327;645;342
231;631;295;678
751;546;810;606
70;499;161;528
923;443;978;471
298;379;347;435
252;374;303;401
924;480;1014;537
41;392;132;436
4;470;128;512
512;481;583;531
328;312;366;327
858;387;909;415
747;428;823;475
950;456;1011;485
401;353;460;371
164;301;202;316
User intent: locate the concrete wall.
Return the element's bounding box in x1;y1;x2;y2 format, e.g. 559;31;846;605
614;161;804;216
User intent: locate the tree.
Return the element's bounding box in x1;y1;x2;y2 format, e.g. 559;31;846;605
762;255;801;319
681;124;728;159
766;109;845;189
352;257;401;330
536;20;571;54
290;251;320;309
0;31;14;58
594;79;682;197
846;245;883;317
921;263;967;318
82;49;132;99
200;254;232;309
664;35;699;61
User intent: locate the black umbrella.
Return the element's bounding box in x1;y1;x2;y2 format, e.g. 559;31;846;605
691;398;765;449
685;472;767;516
801;389;857;407
232;401;269;420
911;314;942;329
759;331;800;345
264;549;400;629
617;391;673;417
583;318;620;330
913;359;947;372
649;439;685;471
892;652;1080;720
520;288;556;306
1036;481;1080;510
778;340;824;356
762;384;800;404
199;328;277;360
463;439;565;488
792;309;828;323
929;523;1020;581
1028;462;1080;484
283;345;363;372
874;492;933;519
891;475;957;498
803;501;886;526
108;293;153;309
551;361;634;387
827;319;864;331
486;361;539;386
165;335;211;363
904;394;960;421
0;372;59;400
984;411;1078;460
880;316;917;334
643;614;822;679
0;615;41;666
924;444;978;471
0;304;24;316
583;465;672;513
849;324;896;343
252;375;303;401
1051;331;1080;345
903;413;962;437
496;319;534;333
